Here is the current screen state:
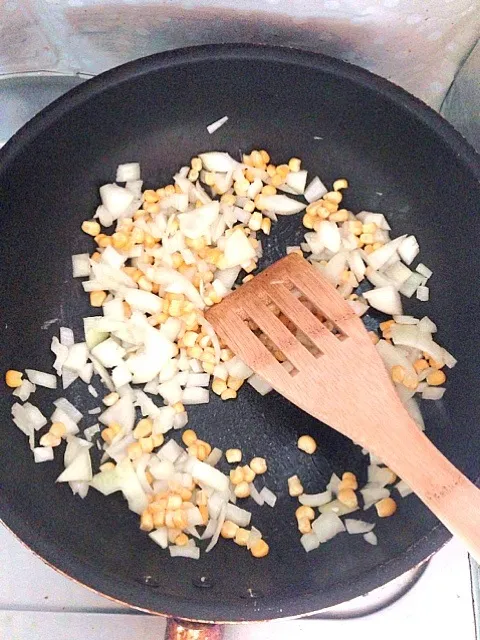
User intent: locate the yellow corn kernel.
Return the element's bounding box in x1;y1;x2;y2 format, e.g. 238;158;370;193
337;488;358;509
324;191;343;204
127;442;143;460
140;436;154;454
340;471;358;491
250;539;269;558
229;467;244;485
143;189;159;203
110;423;122;437
137;276;153;292
261;185;277;197
288;475;303;497
428;357;444;370
227;376;244;392
5;369;23;388
297;435;317;455
182;429;197;446
298;517;312;534
90;290;107;307
413;358;428;374
39;432;61;447
234;481;250;499
174;533;189;547
101;428;114;444
360;233;374;245
221;520;239;539
296;505;315;521
221;388;237;401
234;527;250;547
140;510;154;532
270;174;283;187
402;373;418;391
111;231;128;249
322;200;338;213
302;213;315;229
242;465;256;483
226;449;242;464
133;418;153;440
426;370;446;386
276;164;289;179
349;220;363;235
50;422;66;439
167;494;183;510
333;178;348;191
287;157;301;172
362;222;377;235
100;462;116;472
391;365;405;384
329;209;349;223
248;211;262;231
81;220;101;236
212;378;227;396
375;497;397;517
153;510;166;528
250;457;267;475
152;433;164;448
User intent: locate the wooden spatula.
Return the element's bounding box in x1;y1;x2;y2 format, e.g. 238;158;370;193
207;253;480;560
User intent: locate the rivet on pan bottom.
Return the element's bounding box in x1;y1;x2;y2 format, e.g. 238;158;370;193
192;576;214;589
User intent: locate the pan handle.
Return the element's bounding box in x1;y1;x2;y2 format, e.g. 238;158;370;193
165;618;223;640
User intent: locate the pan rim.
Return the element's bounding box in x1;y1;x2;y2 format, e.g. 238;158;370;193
1;42;479;622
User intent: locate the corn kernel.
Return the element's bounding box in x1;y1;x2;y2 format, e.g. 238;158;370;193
250;539;269;558
333;178;348;191
426;370;446;386
182;429;197;446
90;290;107;307
5;369;23;388
338;488;358;509
234;527;250;547
81;220;101;236
288;475;303;497
375;497;397;517
50;422;66;439
221;388;237;401
297;435;317;455
250;457;267;474
221;520;239;539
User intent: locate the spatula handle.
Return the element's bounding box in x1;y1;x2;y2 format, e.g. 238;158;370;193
369;410;480;563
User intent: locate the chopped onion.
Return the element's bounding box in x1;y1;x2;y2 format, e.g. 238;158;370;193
182;387;209;405
80;363;94;384
57;447;92;483
34;447;54;463
259;486;277;508
304;176;328;203
247;373;272;395
316;220;341;253
21;402;47;430
199;152;238;173
178;202;220;239
361;485;390;510
363;531;378;546
91;338;126;369
191;459;229;493
256;194;306;216
399;272;425;298
206;504;226;553
393;315;418;325
326;473;341;495
99;394;135;433
398;235;419;265
299;490;332;507
158;439;184;464
147;266;205;309
207;116;228;134
422;386;446;400
149;527;168;549
51;407;79;435
312;512;345;542
357;212;391;230
116;162;140;182
367;465;395;487
225;356;253;380
84;424;100;441
169;545;200;559
416;286;429;301
418;316;437;334
12;379;36;402
285;170;308;195
124;289;162;314
416;263;432;279
205;447;222;467
319;499;358;516
249;482;265;506
63;342;89;374
384;261;413;286
202;517;218;540
51;336;69;375
396;480;413;498
223;228;256;268
225;503;252;527
99;183;135;218
301;532;320;552
186;373;210;388
365;236;406;271
390;324;444;363
363;286;402;315
72;253;91;278
345;519;375;534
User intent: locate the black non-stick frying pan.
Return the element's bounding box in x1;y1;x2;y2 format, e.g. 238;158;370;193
1;45;480;629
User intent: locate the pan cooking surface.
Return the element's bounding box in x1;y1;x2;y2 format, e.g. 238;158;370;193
0;45;479;621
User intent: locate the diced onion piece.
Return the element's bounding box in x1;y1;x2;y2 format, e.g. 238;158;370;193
182;387;209;405
399;273;425;298
205;504;226;553
416;286;429;301
205;447;222;467
311;512;345;542
84;424;100;441
25;369;57;389
316;220;341;253
416;263;432;279
225;356;253;380
169;545;200;559
199;152;238;172
21;402;47;430
301;532;320;552
367;465;395;487
99;394;135;433
361;485;390;510
285;170;308;195
299;490;332;507
223;229;256;268
319;499;358;516
124;289;162;314
63;342;89;374
12;379;36;402
247;373;272;395
365;236;406;271
384;262;413;286
326;473;341;495
57;448;92;483
422;386;446;400
398;235;419;265
91;338;126;369
51;407;79;435
186;373;210;388
357;211;391;230
207;116;228;134
390;324;445;363
418;316;437;334
178;202;220;239
116;162;140;182
345;519;375;534
363;531;378;546
249;482;265;505
225;503;252;527
147;267;205;310
191;459;229;493
99;183;134;218
257;194;306;216
396;480;413;498
34;447;54;463
363;286;402;315
304;176;328;203
149;527;168;549
158;439;184;464
80;363;94;384
259;486;277;508
393;315;418;325
72;253;91;278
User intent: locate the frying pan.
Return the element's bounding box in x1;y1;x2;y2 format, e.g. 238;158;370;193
1;44;480;632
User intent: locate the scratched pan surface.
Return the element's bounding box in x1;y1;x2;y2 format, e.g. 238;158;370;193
0;45;479;623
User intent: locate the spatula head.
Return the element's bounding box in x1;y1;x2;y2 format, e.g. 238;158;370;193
206;254;402;444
